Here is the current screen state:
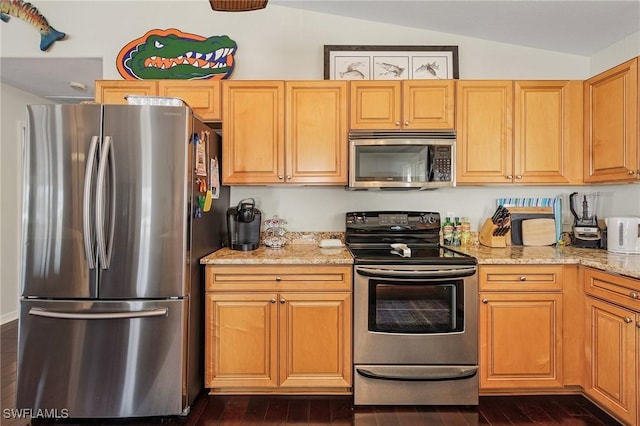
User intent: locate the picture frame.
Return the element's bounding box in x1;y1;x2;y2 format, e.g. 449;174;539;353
324;45;459;80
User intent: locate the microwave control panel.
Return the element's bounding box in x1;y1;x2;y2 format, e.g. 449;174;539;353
431;146;452;181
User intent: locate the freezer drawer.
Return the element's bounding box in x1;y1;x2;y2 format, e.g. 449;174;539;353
16;299;189;418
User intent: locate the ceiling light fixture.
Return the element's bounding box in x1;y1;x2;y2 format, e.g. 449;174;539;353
69;81;87;91
209;0;267;12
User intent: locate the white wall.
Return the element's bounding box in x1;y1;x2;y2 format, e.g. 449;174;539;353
1;2;589;79
590;31;640;75
1;1;639;323
0;84;52;323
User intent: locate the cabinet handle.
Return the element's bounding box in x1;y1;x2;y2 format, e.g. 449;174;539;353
404;121;410;126
275;276;281;282
395;121;401;126
515;175;523;180
280;298;286;304
506;175;513;179
637;321;640;328
482;298;488;304
627;170;635;175
270;298;276;304
277;175;284;180
286;175;291;180
624;317;633;323
519;276;527;281
630;292;639;299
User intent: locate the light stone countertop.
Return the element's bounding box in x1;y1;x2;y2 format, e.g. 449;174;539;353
201;243;640;280
450;244;640;280
200;244;353;265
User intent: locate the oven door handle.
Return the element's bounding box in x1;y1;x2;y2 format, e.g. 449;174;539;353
356;366;478;382
355;266;477;279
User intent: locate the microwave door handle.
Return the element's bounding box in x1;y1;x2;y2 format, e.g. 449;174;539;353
355;266;476;279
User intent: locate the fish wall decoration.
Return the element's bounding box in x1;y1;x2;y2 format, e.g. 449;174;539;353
117;28;237;80
0;0;66;51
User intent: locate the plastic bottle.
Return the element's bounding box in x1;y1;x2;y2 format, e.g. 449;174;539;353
443;217;454;245
461;217;471;246
453;217;461;246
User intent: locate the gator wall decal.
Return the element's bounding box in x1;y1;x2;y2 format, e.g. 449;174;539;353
117;28;237;80
0;0;66;51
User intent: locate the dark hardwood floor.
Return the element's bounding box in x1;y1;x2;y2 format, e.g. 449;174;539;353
1;320;622;426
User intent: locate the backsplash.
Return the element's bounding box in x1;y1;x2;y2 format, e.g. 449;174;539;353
232;185;640;233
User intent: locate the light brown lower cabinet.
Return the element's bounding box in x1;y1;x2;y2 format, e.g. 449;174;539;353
479;265;565;390
584;267;639;426
204;265;352;394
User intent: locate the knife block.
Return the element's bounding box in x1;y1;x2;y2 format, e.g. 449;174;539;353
478;218;511;248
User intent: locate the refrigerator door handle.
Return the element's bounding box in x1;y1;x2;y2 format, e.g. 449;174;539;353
83;136;99;269
96;136;116;269
28;307;168;320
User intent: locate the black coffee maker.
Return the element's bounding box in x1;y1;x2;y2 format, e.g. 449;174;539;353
226;198;262;251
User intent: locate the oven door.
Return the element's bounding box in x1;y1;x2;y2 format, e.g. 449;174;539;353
354;264;478;365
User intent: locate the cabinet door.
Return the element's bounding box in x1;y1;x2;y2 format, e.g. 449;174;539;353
157;80;221;121
585;296;637;425
222;81;285;184
584;58;638;183
205;292;278;389
514;81;583;184
479;292;563;389
456;81;513;184
637;313;640;426
403;80;455;129
349;81;402;129
285;81;348;184
278;292;352;388
94;80;158;104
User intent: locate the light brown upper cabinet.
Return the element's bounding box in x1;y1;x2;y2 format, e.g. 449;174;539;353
94;79;222;121
349;80;455;130
456;80;583;185
95;80;158;104
157;80;221;121
584;57;638;183
222;80;348;185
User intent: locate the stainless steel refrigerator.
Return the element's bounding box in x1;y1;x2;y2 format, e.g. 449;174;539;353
16;104;229;418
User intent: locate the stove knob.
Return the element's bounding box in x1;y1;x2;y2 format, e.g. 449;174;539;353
420;215;436;224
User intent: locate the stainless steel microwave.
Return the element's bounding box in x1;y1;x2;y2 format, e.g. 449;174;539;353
348;131;456;190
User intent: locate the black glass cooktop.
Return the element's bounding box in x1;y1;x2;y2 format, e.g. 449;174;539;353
348;245;478;266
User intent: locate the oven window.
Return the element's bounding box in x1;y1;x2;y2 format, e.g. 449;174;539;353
368;280;464;334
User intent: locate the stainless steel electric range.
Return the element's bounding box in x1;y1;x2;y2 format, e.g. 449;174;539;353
346;211;479;406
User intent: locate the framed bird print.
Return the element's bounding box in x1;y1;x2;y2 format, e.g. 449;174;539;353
324;45;459;80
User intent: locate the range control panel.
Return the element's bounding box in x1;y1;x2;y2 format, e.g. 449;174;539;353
346;211;440;227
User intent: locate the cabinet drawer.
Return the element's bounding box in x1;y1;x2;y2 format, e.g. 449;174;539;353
480;265;564;291
206;265;352;292
584;267;640;311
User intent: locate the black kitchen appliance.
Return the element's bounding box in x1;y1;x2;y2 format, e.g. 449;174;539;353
226;198;261;251
346;211;478;406
569;192;601;248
